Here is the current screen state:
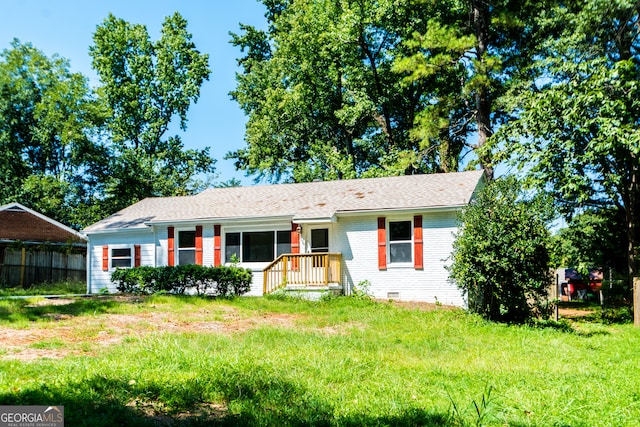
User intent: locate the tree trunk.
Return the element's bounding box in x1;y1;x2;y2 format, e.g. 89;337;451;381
627;163;640;304
471;0;494;180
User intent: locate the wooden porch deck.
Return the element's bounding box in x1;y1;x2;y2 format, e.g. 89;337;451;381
263;253;341;294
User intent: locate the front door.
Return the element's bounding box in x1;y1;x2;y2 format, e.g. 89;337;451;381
310;228;329;269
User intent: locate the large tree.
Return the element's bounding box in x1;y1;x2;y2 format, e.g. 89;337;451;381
0;39;107;228
90;12;215;212
394;0;548;178
491;1;640;281
230;0;462;182
231;0;549;182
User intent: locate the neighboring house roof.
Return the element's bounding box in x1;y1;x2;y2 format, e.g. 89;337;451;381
84;170;485;233
0;202;87;244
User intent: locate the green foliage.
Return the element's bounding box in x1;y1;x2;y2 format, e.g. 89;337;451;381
490;1;640;278
0;280;85;297
110;264;252;296
449;176;555;323
90;12;215;212
448;384;497;427
0;13;217;229
551;207;627;273
352;279;373;300
0;40;108;228
229;0;463;182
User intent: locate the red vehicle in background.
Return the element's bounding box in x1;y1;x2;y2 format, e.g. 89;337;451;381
559;268;603;301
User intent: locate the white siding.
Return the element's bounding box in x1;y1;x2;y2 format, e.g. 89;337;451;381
202;224;214;267
156;226;168;266
150;223;280;297
87;230;155;293
88;212;464;305
246;269;264;296
337;211;464;306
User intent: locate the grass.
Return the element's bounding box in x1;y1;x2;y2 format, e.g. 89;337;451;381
0;280;86;297
0;295;639;426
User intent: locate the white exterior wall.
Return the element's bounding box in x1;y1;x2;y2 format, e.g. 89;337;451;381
155;222;284;297
337;211;465;306
87;229;156;293
88;212;464;305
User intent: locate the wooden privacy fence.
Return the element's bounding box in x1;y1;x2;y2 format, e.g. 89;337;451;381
0;247;86;287
263;253;341;294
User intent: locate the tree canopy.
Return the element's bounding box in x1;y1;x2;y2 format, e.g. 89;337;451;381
0;13;216;229
230;0;458;182
90;12;215;213
229;0;547;182
490;0;640;280
0;39;107;228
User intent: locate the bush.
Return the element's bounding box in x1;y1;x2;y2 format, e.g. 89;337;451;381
448;176;555;323
111;265;253;296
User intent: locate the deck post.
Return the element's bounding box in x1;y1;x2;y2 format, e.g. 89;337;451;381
324;254;329;284
283;255;288;286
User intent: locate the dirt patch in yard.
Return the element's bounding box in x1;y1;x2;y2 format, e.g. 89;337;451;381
0;298;302;362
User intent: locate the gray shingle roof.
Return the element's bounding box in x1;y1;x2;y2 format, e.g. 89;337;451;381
84;170;485;233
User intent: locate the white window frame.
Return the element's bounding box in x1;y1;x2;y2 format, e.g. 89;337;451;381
109;244;134;270
175;228;197;266
387;218;414;267
223;227;292;264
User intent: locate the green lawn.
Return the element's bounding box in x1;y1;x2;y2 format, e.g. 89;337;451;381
0;280;86;297
0;295;638;426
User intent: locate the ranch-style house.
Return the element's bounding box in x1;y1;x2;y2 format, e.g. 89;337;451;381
83;170;485;305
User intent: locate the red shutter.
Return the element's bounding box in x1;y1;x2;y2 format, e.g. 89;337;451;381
134;244;141;267
377;217;387;270
291;222;300;254
213;224;221;266
291;222;300;270
102;246;109;271
167;226;175;267
195;225;203;265
414;215;423;270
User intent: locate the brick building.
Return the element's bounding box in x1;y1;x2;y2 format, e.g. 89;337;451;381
0;203;86;287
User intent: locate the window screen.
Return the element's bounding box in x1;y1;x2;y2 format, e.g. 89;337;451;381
389;221;412;263
243;231;275;262
111;247;132;268
178;230;196;265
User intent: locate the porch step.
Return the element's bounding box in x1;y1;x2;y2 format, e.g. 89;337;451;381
273;283;343;300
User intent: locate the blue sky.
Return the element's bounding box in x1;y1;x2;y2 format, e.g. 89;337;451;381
0;0;268;185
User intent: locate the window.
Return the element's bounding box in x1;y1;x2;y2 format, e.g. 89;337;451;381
378;216;422;270
311;228;329;253
276;230;291;257
311;228;329;267
111;247;132;268
178;230;196;265
389;220;412;263
225;232;240;262
225;230;291;263
243;231;274;262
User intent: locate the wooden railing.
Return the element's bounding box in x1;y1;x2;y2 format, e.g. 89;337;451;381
263;253;341;294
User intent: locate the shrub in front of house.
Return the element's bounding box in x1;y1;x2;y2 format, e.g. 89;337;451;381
449;176;555;323
111;265;252;296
